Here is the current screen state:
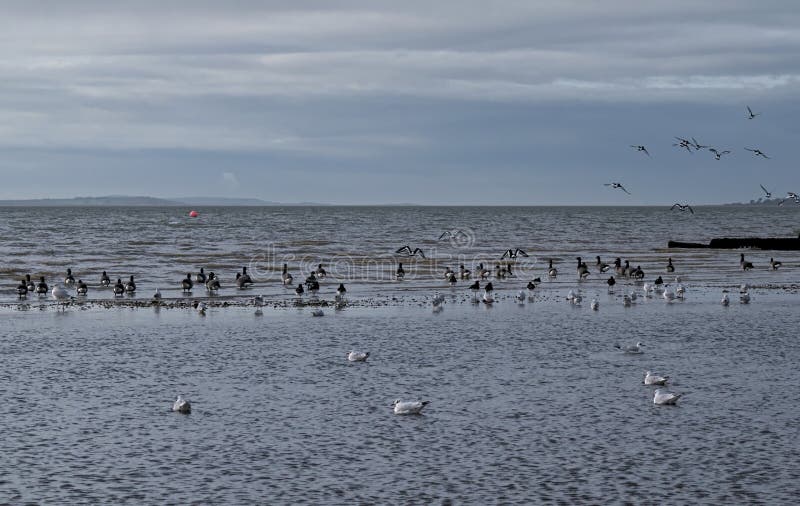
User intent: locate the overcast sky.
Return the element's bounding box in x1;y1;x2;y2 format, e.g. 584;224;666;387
1;1;798;204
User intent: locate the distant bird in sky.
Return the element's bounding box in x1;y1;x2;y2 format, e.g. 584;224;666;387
673;137;693;153
746;105;760;119
708;148;731;160
670;203;694;214
630;145;650;156
691;137;708;150
501;248;528;259
604;182;631;195
396;245;426;258
760;184;772;199
745;147;770;159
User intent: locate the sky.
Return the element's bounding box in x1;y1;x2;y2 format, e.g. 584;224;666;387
0;0;799;205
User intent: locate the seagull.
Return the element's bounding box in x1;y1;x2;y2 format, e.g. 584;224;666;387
745;147;770;159
644;371;669;386
590;299;599;310
153;288;162;300
770;258;782;270
193;300;207;315
347;351;369;362
172;396;191;414
653;389;682;405
673;137;693;153
432;292;445;308
396;245;426;258
759;185;772;199
515;290;526;304
740;292;751;304
708;148;731;160
312;309;324;317
721;293;730;306
614;342;644;354
746;105;760;119
392;399;429;415
740;254;753;271
438;229;469;241
671;203;694;214
778;192;800;206
100;271;111;287
51;284;70;300
630;145;650;156
501;248;528;259
76;280;88;296
604;182;631;195
663;285;676;302
676;284;686;298
622;294;632;307
691;137;709;151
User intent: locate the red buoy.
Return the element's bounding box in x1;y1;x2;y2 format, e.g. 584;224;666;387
189;210;199;218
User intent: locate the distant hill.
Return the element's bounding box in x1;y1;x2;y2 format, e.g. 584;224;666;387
0;196;328;206
723;197;796;206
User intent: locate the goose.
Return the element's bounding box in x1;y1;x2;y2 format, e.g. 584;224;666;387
64;268;76;286
395;263;405;280
195;267;207;284
770;258;782;270
740;254;753;271
459;264;471;279
172;396;191;414
653;389;682;405
721;293;730;306
548;259;558;278
205;273;220;292
392;399;429;415
240;266;253;284
632;265;645;280
182;274;193;292
153;288;161;300
622;260;632;278
613;257;623;276
606;276;616;292
315;264;327;278
281;264;293;285
235;272;253;289
614;342;643;354
295;283;304;296
100;271;111;287
666;258;675;273
125;275;136;293
347;351;369;362
526;280;536;296
494;264;505;279
447;273;457;285
501;248;528;259
113;279;125;296
654;276;664;288
477;263;490;279
36;276;49;295
503;263;515;278
17;280;28;298
305;272;318;287
576;257;590;279
644;371;669;386
337;283;347;297
308;280;320;295
76;280;88;296
26;274;36;292
443;266;454;279
590;299;599;310
595;256;610;273
484;282;494;293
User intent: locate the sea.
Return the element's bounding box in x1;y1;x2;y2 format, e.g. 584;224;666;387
1;206;798;504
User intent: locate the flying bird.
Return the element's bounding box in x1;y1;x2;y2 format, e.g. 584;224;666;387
746;105;760;119
759;184;772;199
438;229;469;241
673;137;693;153
395;246;426;258
630;145;650;156
708;148;731;160
670;203;694;214
691;137;708;150
745;147;770;159
501;248;528;259
604;182;631;195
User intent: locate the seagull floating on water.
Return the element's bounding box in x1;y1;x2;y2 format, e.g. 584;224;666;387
392;399;429;415
644;371;669;386
347;351;369;362
671;203;694;214
615;342;644;354
653;389;682;405
172;396;191;414
721;293;730;306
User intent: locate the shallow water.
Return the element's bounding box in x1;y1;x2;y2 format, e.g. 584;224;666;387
2;206;800;503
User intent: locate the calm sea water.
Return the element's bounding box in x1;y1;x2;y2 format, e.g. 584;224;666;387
1;206;799;504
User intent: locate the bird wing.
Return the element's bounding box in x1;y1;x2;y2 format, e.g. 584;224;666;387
762;152;771;159
670;203;679;210
516;249;529;257
396;246;411;254
620;185;631;194
747;106;754;116
603;183;612;187
413;248;426;258
760;184;769;195
745;147;755;152
501;249;511;259
687;205;694;214
642;147;650;156
709;148;718;154
438;231;450;240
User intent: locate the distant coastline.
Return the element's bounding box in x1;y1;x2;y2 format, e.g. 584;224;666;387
0;196;329;207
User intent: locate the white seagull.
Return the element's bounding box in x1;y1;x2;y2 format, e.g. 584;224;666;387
615;342;644;354
392;399;430;415
347;351;369;362
644;371;669;386
172;395;191;413
653;389;682;405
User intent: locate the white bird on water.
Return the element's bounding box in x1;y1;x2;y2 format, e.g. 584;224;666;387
172;395;191;413
740;292;751;304
721;293;730;306
615;342;644;354
590;299;599;311
392;399;430;415
312;309;325;317
644;371;669;386
663;285;676;302
653;389;682;405
347;351;369;362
